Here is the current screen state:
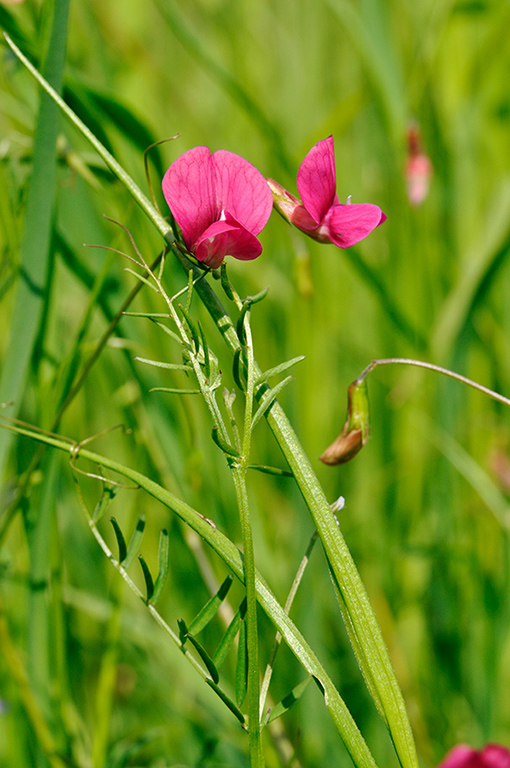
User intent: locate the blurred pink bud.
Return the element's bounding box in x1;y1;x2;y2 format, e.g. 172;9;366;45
438;745;510;768
162;146;273;269
267;136;386;249
405;124;432;207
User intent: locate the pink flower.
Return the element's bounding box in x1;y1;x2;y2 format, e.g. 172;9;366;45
405;123;432;207
438;745;510;768
267;136;386;248
162;146;273;269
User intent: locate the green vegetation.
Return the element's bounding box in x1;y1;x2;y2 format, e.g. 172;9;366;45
1;1;510;767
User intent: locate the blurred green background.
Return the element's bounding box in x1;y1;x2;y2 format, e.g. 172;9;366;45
1;0;510;766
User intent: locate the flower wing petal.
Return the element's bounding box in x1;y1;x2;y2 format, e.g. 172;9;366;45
162;146;217;250
194;217;263;269
212;150;273;235
324;203;386;248
296;136;337;225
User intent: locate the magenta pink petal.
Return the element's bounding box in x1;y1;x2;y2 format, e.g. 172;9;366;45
162;146;216;250
296;136;337;225
194;217;263;269
212;150;273;235
480;746;510;768
439;746;479;768
324;203;386;248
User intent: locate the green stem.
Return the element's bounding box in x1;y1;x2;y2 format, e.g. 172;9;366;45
3;35;173;245
183;264;419;768
0;419;377;768
232;466;263;766
234;311;263;767
358;357;510;408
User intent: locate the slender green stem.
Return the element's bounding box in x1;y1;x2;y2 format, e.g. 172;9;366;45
358;357;510;408
232;466;263;766
3;34;173;244
235;311;263;767
0;418;378;768
260;529;318;719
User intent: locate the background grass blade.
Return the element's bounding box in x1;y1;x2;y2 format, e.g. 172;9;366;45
0;0;71;479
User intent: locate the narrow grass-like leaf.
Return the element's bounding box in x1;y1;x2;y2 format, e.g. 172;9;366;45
135;357;192;373
177;618;188;645
235;619;248;707
123;312;170;319
197;321;210;378
184;632;220;685
266;677;312;724
188;575;234;636
255;356;305;387
148;318;183;346
236;305;249;345
232;347;248;391
247;464;293;478
251;376;293;430
220;263;235;300
212;599;245;669
205;679;245;725
178;304;200;353
62;82;115;155
138;555;154;602
211;428;240;458
149;387;201;395
110;517;127;563
91;486;117;524
0;1;70;478
151;529;170;605
124;269;159;292
185;269;194;313
123;515;145;569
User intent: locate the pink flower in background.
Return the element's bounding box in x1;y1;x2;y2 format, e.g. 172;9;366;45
405;123;432;207
267;136;386;248
438;745;510;768
162;146;273;269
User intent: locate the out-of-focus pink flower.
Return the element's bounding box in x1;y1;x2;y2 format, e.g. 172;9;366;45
438;745;510;768
405;123;432;207
267;136;386;249
162;146;273;269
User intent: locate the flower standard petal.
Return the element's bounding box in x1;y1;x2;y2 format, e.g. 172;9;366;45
296;135;337;225
212;150;273;235
162;146;217;250
194;216;263;269
324;203;387;248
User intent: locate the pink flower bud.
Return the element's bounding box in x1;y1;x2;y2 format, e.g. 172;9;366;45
405;124;432;207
